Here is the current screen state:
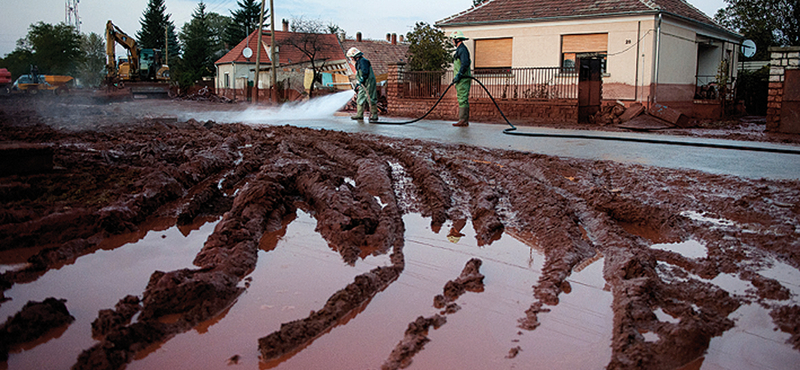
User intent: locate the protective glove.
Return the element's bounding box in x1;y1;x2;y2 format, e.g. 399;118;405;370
452;73;461;84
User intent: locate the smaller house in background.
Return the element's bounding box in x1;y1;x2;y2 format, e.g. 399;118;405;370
340;32;410;87
214;21;349;101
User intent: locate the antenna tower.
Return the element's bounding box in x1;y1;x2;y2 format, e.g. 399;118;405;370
65;0;81;32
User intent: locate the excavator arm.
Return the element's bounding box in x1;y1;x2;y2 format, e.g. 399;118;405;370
105;20;139;80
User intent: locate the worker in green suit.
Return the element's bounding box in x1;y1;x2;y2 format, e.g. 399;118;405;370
450;31;471;127
347;47;379;122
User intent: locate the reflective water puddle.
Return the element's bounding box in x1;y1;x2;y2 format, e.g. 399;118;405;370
0;218;218;369
651;239;707;259
1;212;616;369
655;239;800;370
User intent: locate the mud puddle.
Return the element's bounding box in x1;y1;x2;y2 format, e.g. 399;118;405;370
0;219;218;369
655;239;800;370
126;210;391;369
191;212;611;370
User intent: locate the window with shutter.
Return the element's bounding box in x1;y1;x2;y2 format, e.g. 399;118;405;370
474;38;513;73
561;33;608;73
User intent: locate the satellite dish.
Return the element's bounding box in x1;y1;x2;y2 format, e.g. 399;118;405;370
741;39;756;58
242;47;253;59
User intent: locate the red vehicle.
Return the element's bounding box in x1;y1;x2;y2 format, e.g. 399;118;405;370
0;68;12;93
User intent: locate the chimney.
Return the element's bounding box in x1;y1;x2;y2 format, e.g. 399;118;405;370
356;32;362;42
386;33;391;42
399;35;404;43
282;19;289;32
391;33;397;45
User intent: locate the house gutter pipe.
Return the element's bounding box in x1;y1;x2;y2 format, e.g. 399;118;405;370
635;21;640;102
653;12;662;105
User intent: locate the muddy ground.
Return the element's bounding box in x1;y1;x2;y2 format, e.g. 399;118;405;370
1;95;799;369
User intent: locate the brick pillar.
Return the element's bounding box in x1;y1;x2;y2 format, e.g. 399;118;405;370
766;46;800;132
387;62;405;115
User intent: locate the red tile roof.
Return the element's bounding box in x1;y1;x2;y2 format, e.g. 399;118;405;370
340;39;409;77
215;29;346;66
437;0;722;30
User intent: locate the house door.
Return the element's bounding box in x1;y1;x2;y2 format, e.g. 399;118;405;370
578;54;603;123
779;69;800;133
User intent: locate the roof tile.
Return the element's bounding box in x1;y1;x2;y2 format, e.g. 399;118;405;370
437;0;719;28
215;29;345;66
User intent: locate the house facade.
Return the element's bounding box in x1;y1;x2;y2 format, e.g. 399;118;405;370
214;24;350;101
436;0;743;117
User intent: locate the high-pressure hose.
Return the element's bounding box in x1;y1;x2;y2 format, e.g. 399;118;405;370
369;76;518;128
369;83;456;125
368;76;800;155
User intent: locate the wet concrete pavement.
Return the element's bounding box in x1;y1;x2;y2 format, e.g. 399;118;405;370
206;114;800;181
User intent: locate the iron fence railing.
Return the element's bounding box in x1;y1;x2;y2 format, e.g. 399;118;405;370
401;67;579;100
695;75;737;100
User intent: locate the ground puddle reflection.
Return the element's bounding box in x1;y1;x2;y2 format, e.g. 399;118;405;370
0;218;218;370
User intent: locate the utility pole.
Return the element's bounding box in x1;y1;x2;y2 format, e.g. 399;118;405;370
270;0;276;102
254;0;267;103
165;26;169;65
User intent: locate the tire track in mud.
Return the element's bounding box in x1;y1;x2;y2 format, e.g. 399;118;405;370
1;116;799;369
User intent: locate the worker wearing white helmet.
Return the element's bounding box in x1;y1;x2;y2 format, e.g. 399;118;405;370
450;31;471;127
347;47;379;122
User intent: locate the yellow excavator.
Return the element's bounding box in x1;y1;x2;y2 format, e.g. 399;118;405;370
105;20;169;84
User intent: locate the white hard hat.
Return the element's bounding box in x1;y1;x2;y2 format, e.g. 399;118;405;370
450;31;469;40
346;47;362;58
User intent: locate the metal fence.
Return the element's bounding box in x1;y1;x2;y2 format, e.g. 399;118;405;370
401;67;579;100
695;75;737;100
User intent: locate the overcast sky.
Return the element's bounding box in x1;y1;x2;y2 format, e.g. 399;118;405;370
0;0;727;58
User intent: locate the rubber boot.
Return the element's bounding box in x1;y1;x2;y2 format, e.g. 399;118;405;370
453;106;469;127
351;104;364;120
369;105;379;122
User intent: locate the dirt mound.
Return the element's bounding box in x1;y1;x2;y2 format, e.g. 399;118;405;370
0;297;74;361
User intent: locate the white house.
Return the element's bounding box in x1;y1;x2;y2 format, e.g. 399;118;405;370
436;0;743;116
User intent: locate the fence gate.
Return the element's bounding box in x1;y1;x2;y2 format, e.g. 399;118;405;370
578;54;603;123
780;69;800;133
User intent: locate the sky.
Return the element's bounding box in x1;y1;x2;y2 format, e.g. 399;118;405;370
0;0;727;58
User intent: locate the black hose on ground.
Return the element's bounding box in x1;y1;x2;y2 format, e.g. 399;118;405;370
368;75;800;155
367;82;456;125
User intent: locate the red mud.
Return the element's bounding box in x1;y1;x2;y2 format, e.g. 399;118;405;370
1;96;799;369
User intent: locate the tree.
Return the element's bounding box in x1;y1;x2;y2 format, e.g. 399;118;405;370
4;22;82;78
136;0;180;62
223;0;268;48
405;22;453;71
176;1;214;88
281;17;337;98
77;32;105;87
327;22;346;41
206;12;232;58
1;49;34;80
715;0;799;60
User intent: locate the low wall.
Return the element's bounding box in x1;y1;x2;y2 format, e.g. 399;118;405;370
386;63;579;124
767;46;800;133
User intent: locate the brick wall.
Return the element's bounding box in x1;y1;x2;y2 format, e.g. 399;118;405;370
386;63;578;124
766;46;800;131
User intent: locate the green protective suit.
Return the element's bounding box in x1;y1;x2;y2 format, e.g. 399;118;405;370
453;43;471;108
356;56;378;112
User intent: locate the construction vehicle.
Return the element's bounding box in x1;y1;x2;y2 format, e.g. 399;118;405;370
11;74;74;94
105;20;170;98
